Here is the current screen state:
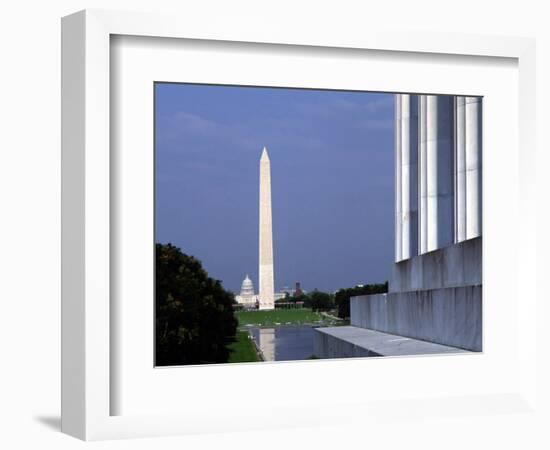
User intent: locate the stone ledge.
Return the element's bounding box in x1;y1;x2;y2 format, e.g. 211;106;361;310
314;326;470;358
391;236;481;293
351;284;482;351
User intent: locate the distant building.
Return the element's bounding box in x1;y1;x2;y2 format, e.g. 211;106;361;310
279;282;305;297
279;286;293;297
235;275;258;307
235;274;302;307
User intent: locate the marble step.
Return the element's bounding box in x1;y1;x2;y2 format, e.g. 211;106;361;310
314;325;470;359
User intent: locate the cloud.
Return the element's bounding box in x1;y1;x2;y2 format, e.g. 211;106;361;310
156;91;395;166
157;110;259;155
172;111;220;133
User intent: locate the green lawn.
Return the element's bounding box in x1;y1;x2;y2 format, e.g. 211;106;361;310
235;308;340;327
228;330;261;363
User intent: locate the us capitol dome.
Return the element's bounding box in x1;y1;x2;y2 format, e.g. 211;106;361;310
235;275;258;306
239;275;255;298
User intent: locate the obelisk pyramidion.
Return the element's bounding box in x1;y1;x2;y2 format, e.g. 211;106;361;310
259;147;275;310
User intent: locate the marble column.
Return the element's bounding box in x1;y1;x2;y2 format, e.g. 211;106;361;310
419;95;428;254
465;97;482;239
455;97;467;242
395;94;418;262
395;96;403;262
420;95;455;253
455;96;482;242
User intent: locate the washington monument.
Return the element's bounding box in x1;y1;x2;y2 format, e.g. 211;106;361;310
258;147;275;310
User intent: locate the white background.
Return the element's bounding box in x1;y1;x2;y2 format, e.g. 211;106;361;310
1;1;549;449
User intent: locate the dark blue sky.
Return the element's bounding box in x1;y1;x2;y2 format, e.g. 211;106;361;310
155;83;394;293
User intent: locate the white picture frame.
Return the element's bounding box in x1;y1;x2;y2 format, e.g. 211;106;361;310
61;9;537;441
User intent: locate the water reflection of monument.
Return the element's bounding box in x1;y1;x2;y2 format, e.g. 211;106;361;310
258;328;275;361
253;327;316;362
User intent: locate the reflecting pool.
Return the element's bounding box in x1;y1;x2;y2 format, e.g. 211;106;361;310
249;326;316;361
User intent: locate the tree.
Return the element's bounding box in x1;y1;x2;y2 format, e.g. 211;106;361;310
155;243;237;366
305;289;334;312
334;282;388;319
288;292;308;304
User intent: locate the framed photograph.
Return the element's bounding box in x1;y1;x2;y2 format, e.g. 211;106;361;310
153;83;480;367
61;9;537;440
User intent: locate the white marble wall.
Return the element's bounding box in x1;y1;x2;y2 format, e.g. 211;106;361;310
390;236;481;293
350;286;482;352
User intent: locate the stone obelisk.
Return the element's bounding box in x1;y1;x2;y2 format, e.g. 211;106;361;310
259;147;275;310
